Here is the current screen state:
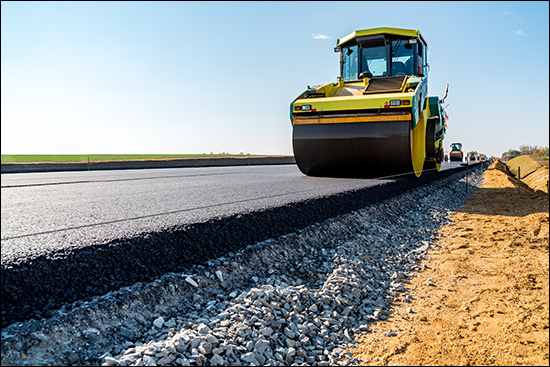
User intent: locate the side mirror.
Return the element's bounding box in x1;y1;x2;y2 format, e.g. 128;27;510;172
441;83;449;103
359;71;373;79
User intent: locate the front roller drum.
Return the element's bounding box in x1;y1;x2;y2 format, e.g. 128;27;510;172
292;113;426;178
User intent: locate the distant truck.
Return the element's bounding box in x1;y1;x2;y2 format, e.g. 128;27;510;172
449;142;463;162
468;151;479;162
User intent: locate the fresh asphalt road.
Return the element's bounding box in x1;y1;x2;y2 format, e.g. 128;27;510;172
1;162;463;264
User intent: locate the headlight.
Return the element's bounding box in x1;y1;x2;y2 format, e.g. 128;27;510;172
390;100;401;106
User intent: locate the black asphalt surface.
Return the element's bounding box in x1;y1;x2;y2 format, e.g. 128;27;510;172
1;162;472;326
0;165;405;262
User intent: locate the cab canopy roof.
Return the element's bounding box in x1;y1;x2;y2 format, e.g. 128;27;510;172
336;27;427;47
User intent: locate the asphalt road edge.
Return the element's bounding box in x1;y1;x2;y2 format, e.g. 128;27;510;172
0;156;297;174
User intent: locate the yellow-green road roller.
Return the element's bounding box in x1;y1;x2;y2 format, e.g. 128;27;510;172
290;27;449;177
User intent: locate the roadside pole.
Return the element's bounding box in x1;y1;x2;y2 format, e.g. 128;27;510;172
466;159;469;192
518;167;521;194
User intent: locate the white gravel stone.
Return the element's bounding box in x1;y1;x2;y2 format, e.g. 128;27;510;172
152;316;165;329
142;354;157;366
210;354;225;366
185;276;199;288
102;356;119;366
197;323;211;335
240;351;257;364
260;326;273;336
198;341;212;355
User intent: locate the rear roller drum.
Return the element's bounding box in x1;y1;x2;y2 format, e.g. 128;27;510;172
410;109;427;177
423;116;442;172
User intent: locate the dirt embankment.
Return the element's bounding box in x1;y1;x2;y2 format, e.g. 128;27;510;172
499;154;549;194
348;160;549;366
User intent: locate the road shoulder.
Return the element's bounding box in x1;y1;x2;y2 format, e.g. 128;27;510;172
349;161;549;366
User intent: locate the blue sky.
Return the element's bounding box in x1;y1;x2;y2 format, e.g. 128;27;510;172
1;1;548;158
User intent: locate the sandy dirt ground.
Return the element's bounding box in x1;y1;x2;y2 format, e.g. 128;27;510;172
348;161;549;366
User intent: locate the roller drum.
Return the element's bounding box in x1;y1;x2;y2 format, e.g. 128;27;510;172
292;120;415;178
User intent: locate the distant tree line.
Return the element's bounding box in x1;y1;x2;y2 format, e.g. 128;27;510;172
502;145;549;159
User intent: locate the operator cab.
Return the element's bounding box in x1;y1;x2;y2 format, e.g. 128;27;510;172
336;29;428;82
451;143;463;152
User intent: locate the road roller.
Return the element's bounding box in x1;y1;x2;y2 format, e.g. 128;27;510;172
290;27;449;177
449;142;464;162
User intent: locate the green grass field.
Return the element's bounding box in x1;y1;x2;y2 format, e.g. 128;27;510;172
1;154;259;163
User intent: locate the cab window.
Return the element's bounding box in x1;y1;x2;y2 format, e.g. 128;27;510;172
342;45;358;81
391;40;414;76
361;45;387;77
